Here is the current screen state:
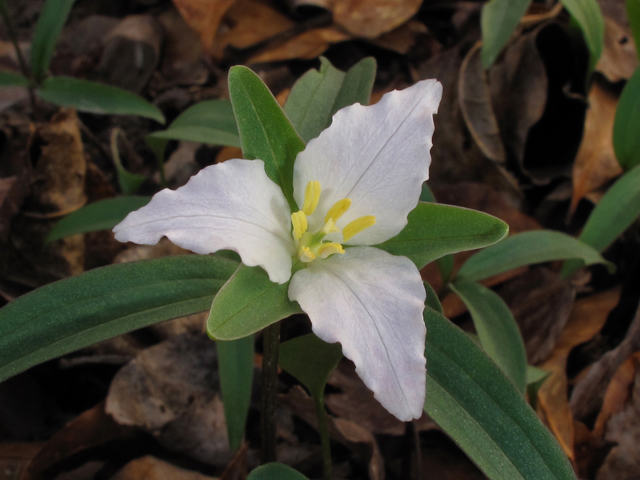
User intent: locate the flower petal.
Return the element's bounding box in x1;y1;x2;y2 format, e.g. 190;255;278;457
113;159;295;284
288;247;427;420
293;79;442;245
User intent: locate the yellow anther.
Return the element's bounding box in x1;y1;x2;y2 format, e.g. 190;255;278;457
325;198;351;223
321;218;340;235
299;246;316;263
302;181;321;215
291;211;308;240
342;216;376;242
318;242;345;259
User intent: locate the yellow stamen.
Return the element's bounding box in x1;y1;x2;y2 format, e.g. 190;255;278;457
299;246;316;263
318;242;345;259
302;181;321;215
291;211;308;240
321;218;340;235
342;216;376;242
325;198;351;223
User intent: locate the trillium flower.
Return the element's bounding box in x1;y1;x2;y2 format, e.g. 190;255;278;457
113;79;442;421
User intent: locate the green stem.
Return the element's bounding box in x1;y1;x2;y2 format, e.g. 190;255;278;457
313;394;332;480
260;322;280;464
0;0;39;119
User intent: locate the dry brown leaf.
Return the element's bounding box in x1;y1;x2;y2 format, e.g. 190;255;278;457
536;289;621;460
570;81;623;215
332;0;422;39
0;443;42;480
595;16;638;82
110;456;217;480
216;147;243;163
571;303;640;421
213;0;295;59
594;352;640;480
248;27;350;64
106;333;233;467
459;41;506;163
171;0;236;54
369;19;427;54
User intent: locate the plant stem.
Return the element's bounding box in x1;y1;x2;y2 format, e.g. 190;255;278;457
0;0;39;119
260;322;280;464
313;394;332;480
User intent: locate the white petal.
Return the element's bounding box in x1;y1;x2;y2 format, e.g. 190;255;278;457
113;159;295;284
293;79;442;245
288;247;426;420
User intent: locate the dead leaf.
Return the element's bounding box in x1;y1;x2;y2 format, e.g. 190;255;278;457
280;385;384;480
500;268;576;364
248;27;350;64
171;0;236;54
459;41;506;163
332;0;422;39
594;352;640;480
571;302;640;421
24;402;134;480
569;81;623;216
216;147;243;164
537;289;621;460
369;19;427;54
105;333;233;467
110;456;217;480
595;16;638;82
0;444;42;480
213;0;295;59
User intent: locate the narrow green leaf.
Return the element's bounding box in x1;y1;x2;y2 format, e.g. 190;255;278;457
424;306;577;480
30;0;75;80
248;463;310;480
280;334;342;398
284;57;376;142
562;164;640;276
527;366;551;409
228;66;305;212
613;67;640;170
207;264;302;341
217;336;254;451
419;183;436;203
376;202;509;269
629;0;640;60
457;230;611;282
424;281;443;315
0;70;29;87
37;76;165;123
560;0;605;69
450;279;527;394
147;99;240;147
481;0;533;68
111;129;146;195
0;255;237;383
46;196;151;243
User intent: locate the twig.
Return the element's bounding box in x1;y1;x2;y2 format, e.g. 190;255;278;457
313;395;332;480
261;322;281;464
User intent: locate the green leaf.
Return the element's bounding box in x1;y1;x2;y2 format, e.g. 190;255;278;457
376;202;509;269
46;196;151;243
424;306;577;480
613;67;640;170
527;366;551;409
450;279;527;394
560;0;605;70
457;230;611;282
284;57;376;142
481;0;532;68
37;76;165;123
0;255;237;383
0;70;29;87
207;264;302;341
147;99;240;147
228;66;305;212
217;336;254;451
279;334;342;398
562;164;640;276
111;129;146;195
30;0;75;81
424;281;443;315
629;0;640;61
248;463;310;480
419;183;436;203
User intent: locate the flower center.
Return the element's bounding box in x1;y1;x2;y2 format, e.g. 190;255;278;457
290;181;376;263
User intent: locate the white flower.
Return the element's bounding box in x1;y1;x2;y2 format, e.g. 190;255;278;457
113;79;442;421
